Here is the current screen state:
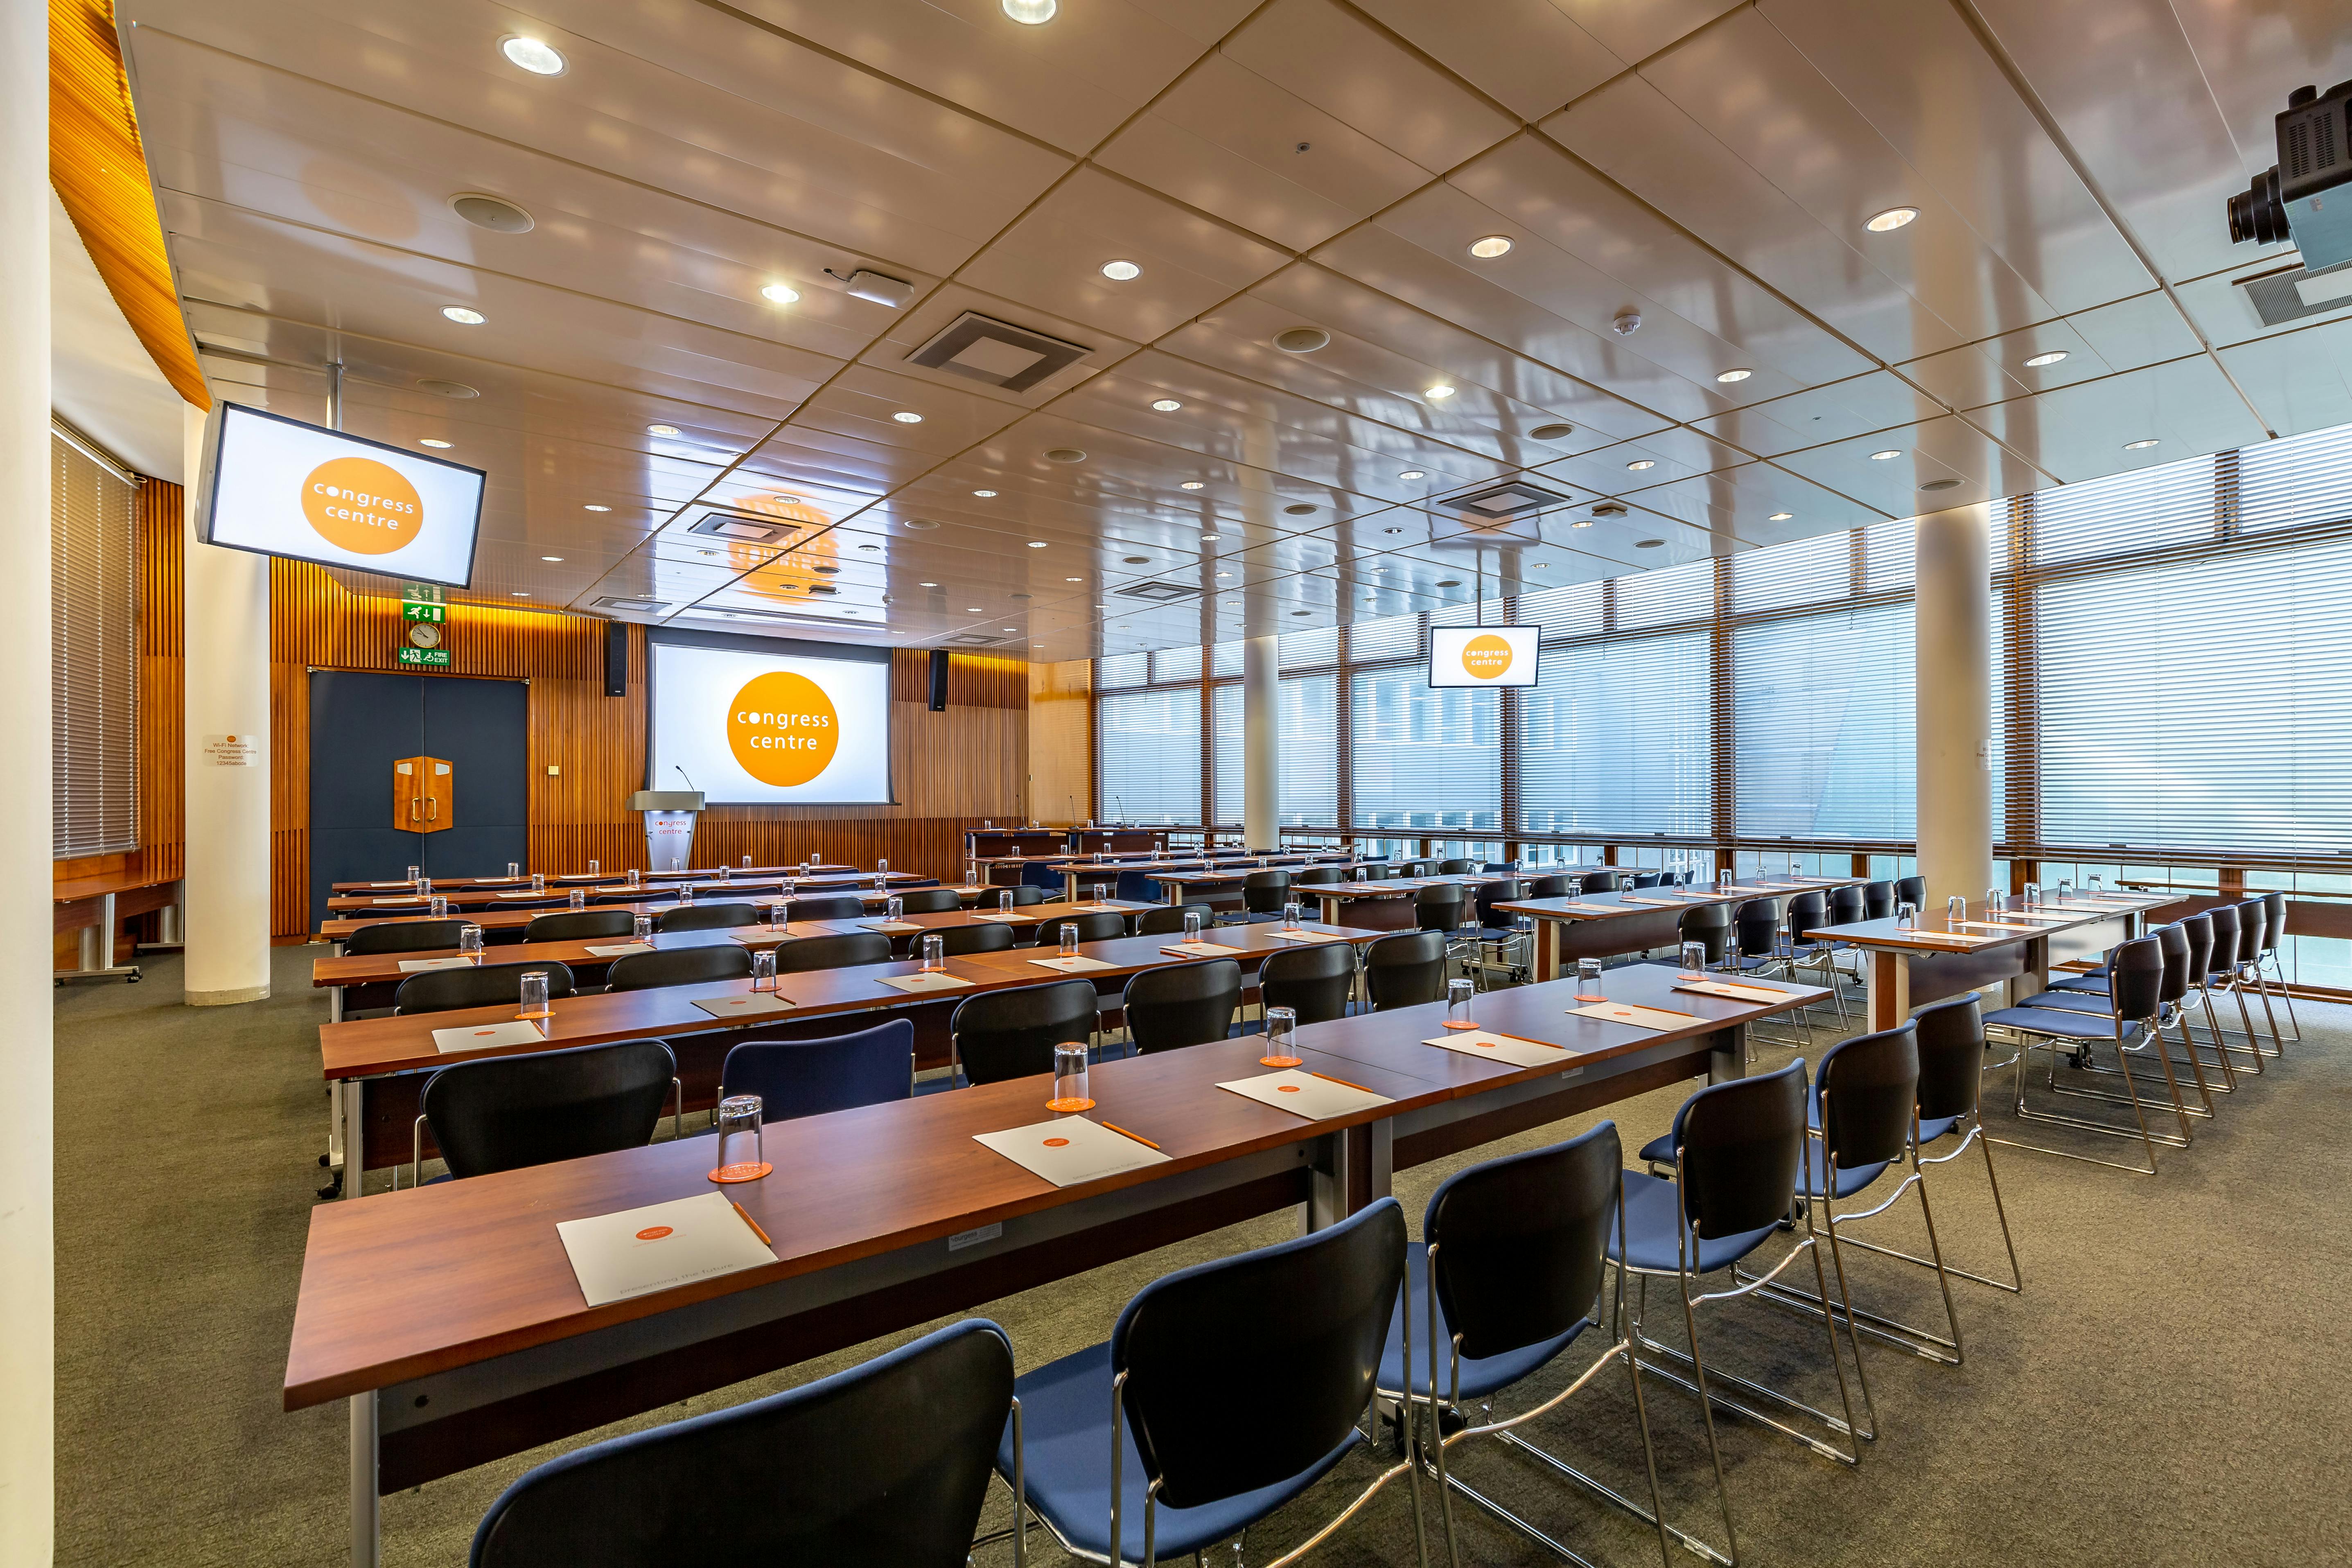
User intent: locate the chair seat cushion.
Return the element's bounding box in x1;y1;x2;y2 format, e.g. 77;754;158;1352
1378;1244;1590;1402
2016;989;2113;1014
1643;1126;1910;1195
1802;1144;1890;1200
1609;1169;1781;1275
998;1339;1361;1562
2048;974;2110;995
1983;1006;2138;1042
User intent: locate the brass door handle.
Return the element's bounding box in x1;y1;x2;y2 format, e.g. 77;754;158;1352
411;798;420;821
428;796;438;821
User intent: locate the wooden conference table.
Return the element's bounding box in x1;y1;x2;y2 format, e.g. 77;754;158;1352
329;864;864;893
1311;868;1610;932
323;871;928;915
316;887;992;943
1806;891;2172;1030
1499;875;1873;980
288;961;1827;1567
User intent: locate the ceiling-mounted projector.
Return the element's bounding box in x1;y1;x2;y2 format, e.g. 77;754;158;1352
2228;80;2352;270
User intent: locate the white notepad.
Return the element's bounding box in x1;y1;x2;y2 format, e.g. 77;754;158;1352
472;878;523;886
876;971;974;993
555;874;604;882
1675;978;1802;1005
1160;940;1243;958
1262;929;1344;943
370;897;425;905
863;920;923;934
396;957;474;974
1559;902;1623;916
497;890;555;898
1217;1068;1393;1120
583;942;655;958
1954;920;2050;934
429;1019;548;1054
367;880;416;888
1565;1002;1702;1032
973;912;1029;923
692;993;797;1020
556;1192;775;1308
1421;1029;1577;1068
1030;955;1115;973
971;1117;1171;1187
1617;894;1692;907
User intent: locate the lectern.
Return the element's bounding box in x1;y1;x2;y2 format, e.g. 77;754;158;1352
629;790;705;872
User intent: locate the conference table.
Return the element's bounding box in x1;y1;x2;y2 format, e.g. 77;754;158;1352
316;916;1383;1201
316;887;991;945
1308;868;1610;932
323;871;931;915
287;961;1828;1568
1498;875;1874;981
1805;891;2173;1030
328;864;865;893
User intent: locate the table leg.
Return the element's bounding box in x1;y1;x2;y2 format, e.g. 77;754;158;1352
1709;1026;1746;1084
329;983;344;1024
2009;936;2048;1008
1318;893;1342;927
1305;1120;1391;1232
350;1390;380;1568
1867;951;1909;1031
1532;918;1563;983
339;1078;364;1200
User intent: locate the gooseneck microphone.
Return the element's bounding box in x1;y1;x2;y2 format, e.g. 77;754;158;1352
675;766;697;792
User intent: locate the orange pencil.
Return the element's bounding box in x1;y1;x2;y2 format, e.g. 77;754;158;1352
1101;1121;1161;1151
732;1201;772;1246
1308;1069;1378;1094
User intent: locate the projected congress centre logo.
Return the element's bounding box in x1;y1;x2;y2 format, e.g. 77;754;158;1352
300;457;422;556
1460;633;1516;681
727;672;840;787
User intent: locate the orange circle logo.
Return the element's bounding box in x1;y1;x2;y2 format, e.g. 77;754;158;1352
1278;1084;1301;1092
1460;633;1515;681
1043;1137;1071;1148
300;457;422;555
635;1226;674;1241
727;672;840;786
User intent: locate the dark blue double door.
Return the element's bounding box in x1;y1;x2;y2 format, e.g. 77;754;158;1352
307;671;528;931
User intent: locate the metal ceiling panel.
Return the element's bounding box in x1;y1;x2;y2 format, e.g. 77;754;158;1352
1966;354;2271;482
2217;316;2352;439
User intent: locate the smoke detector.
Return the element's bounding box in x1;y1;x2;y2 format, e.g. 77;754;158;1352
1274;327;1330;353
1612;312;1642;336
449;193;534;233
1591;502;1628;518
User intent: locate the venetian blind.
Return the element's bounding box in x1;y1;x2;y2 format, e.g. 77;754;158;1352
1096;685;1201;825
53;431;140;858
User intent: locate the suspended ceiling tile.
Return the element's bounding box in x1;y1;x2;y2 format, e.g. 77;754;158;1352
858;284;1138;406
1968;354;2270;482
2217;315;2352;439
1688;370;1949;458
787;365;1030;458
2167;0;2352;190
1546;0;1747;63
1773;415;2039;515
1536;429;1752;494
1624;462;1883;546
1899;320;2107;413
2061;290;2208;371
1348;0;1627;120
2168;255;2352;351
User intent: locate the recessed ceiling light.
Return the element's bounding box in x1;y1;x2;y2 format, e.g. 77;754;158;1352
1426;385;1456;400
1151;398;1182;412
919;582;938;587
1003;0;1057;24
1531;561;1548;568
418;438;452;449
1383;526;1403;535
1626;459;1655;471
1065;576;1083;582
540;555;564;562
1004;627;1017;633
500;36;566;75
858;543;879;551
647;423;680;437
2124;438;2160;450
1715;368;1752;383
441;306;485;325
1868;449;1902;461
2023;350;2069;368
1865;206;1919;232
1199;533;1220;542
761;283;800;304
1436;579;1461;589
1468;235;1513;258
510;590;531;597
583;504;611;512
972;489;997;498
1100;259;1140;281
1215;571;1233;578
966;606;983;613
1399;469;1426;481
1369;564;1387;573
1769;511;1794;521
1571;519;1593;528
1635;539;1665;549
1026;540;1048;548
892;411;923;424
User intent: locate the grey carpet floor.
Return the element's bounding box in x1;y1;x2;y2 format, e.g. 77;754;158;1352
54;945;2352;1566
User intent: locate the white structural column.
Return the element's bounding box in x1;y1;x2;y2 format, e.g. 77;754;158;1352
183;402;274;1003
1914;503;1994;909
0;5;51;1560
1243;633;1278;851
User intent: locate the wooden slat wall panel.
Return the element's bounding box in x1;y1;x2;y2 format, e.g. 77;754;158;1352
1027;658;1092;826
135;476;182;883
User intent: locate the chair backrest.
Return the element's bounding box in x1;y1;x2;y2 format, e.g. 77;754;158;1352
776;931;893;973
2106;934;2163;1024
343;918;469;956
1677;900;1734;961
1669;1059;1808;1237
785;895;866;923
2175;911;2214;991
1861;880;1895;920
2232;898;2267;966
1628;871;1664;889
2201;900;2240;979
950;979;1099;1084
1039;910;1126;946
1260;941;1357;1024
522;909;635;943
1732;898;1783;958
1123;960;1241;1054
1578;870;1618;895
1785;890;1827;940
655;901;760;933
1358;862;1393;881
2261;889;2287;955
1114;1198;1404;1512
469;1318;1013;1568
1437;858;1477;874
1294;865;1344;886
1815;1024;1920;1171
934;922;1016;957
895;887;962;914
1426;1122;1620;1363
2152;922;2190;1008
1828;884;1866;925
1004;884;1047;906
720;1020;914;1121
1909;994;1986;1121
1472;879;1524;928
1243;869;1292;914
395;960;578;1015
604;944;754;993
1365;930;1447;1009
422;1038;674;1180
1525;874;1571;900
1893;874;1927;907
1414;883;1469;933
1133;902;1215;936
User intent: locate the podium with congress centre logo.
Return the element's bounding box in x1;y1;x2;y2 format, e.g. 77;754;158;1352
629;790;705;873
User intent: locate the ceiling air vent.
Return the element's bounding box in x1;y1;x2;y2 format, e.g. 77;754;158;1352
804;582;840;595
950;634;996;645
1449;481;1572;519
594;596;668;614
685;511;794;544
1115;581;1199;603
906;311;1092;393
2237;255;2352;327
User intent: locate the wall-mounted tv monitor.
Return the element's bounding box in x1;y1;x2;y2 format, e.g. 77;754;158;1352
196;402;486;588
647;629;896;805
1428;624;1541;688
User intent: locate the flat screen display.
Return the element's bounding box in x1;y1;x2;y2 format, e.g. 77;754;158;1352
1428;624;1540;688
648;636;894;805
199;403;486;588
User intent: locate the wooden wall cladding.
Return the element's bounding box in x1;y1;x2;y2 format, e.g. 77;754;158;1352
1027;658;1093;826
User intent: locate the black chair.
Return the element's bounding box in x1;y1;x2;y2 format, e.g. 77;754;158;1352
1780;890;1846;1030
1260;941;1357;1024
1728;898;1785;976
1437;857;1478;875
720;1020;914;1121
415;1038;678;1187
1358;862;1395;881
471;1319;1017;1568
1415;882;1468;935
776;932;893;974
522;909;634;943
998;1198;1416;1568
604;944;754;993
1861;880;1895;920
934;922;1017;957
785;895;867;923
2022;922;2216;1121
1378;1122;1677;1566
1677;901;1734;965
1467;878;1528;989
1132;903;1215;937
2186;899;2269;1072
1578;870;1619;895
1004;885;1047;907
950;979;1099;1085
343;918;468;955
1240;869;1292;922
1525;874;1572;900
395;960;578;1016
655;901;760;933
1827;883;1866;928
896;887;962;914
1893;874;1926;909
1036;911;1126;946
2233;896;2289;1054
1984;933;2174;1175
1629;871;1665;889
1294;866;1344;886
1366;930;1447;1011
1121;961;1241;1054
2255;888;2301;1044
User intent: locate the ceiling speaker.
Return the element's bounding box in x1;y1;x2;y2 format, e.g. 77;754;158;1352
449;193;534;233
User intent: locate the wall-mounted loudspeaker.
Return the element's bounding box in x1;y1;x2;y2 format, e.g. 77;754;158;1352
928;649;949;711
604;621;628;697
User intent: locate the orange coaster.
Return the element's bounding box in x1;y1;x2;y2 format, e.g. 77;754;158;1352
1574;991;1607;1003
708;1161;771;1184
1045;1096;1096;1112
1440;1020;1478;1031
1260;1053;1303;1067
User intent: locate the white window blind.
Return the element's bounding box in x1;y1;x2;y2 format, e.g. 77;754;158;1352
1279;673;1339;826
1515;630;1711;837
1211;682;1241;826
1097;687;1200;825
53;433;140;859
1732;601;1915;841
1351;667;1499;832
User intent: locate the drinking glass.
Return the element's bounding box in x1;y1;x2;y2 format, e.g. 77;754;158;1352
710;1095;768;1183
417;875;432;896
717;864;731;882
741;855;753;869
1575;957;1606;1002
921;934;945;972
568;889;585;910
507;862;520;879
1896;901;1917;930
678;882;695;905
406;864;421;882
1092;883;1110;905
781;877;797;902
632;915;652;942
1182;909;1204;943
1282;899;1303;932
670;858;682;873
587;860;599;878
1717;869;1734;894
2088;875;2105;898
530;872;546;893
517;970;550;1020
877;858;889;878
1058;924;1079;959
750;949;777;991
1947;894;1967;923
459;924;484;961
1679;941;1708;980
1048;1042;1093;1112
1986;887;2005;914
625;868;640;889
869;871;884;890
798;860;811;878
1260;1006;1301;1067
885;896;904;923
982;819;993;830
2058;880;2075;902
1444;977;1476;1031
429;895;449;918
770;901;789;928
998;890;1014;914
2022;882;2041;910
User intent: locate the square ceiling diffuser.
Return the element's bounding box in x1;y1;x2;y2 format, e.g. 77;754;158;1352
906;312;1092;393
1448;481;1573;519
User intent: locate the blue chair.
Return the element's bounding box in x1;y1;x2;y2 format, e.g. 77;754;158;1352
471;1319;1020;1568
1983;933;2180;1175
2012;921;2217;1118
999;1198;1425;1567
1021;861;1070;893
719;1020;916;1122
1378;1123;1681;1566
1114;868;1165;903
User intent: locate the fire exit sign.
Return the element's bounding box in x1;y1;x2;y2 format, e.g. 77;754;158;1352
398;647;451;667
402;601;445;623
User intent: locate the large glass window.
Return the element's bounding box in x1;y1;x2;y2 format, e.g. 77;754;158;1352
1518;632;1711;838
1097;687;1199;825
1732;602;1914;841
1351;669;1499;833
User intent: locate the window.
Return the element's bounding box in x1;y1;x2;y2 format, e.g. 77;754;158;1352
1517;631;1711;838
53;431;140;859
1351;669;1499;832
1732;602;1914;841
1097;687;1199;824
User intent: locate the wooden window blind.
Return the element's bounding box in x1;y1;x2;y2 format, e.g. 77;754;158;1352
53;430;140;859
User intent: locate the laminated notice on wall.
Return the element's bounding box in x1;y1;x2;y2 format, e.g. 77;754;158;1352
202;733;258;766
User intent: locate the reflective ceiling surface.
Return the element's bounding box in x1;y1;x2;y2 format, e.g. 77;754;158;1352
117;0;2352;658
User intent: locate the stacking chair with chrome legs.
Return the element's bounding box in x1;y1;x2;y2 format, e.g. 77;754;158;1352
1776;891;1849;1034
2181;901;2267;1076
2039;918;2230;1103
2255;890;2302;1045
1982;934;2182;1175
2231;896;2290;1056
